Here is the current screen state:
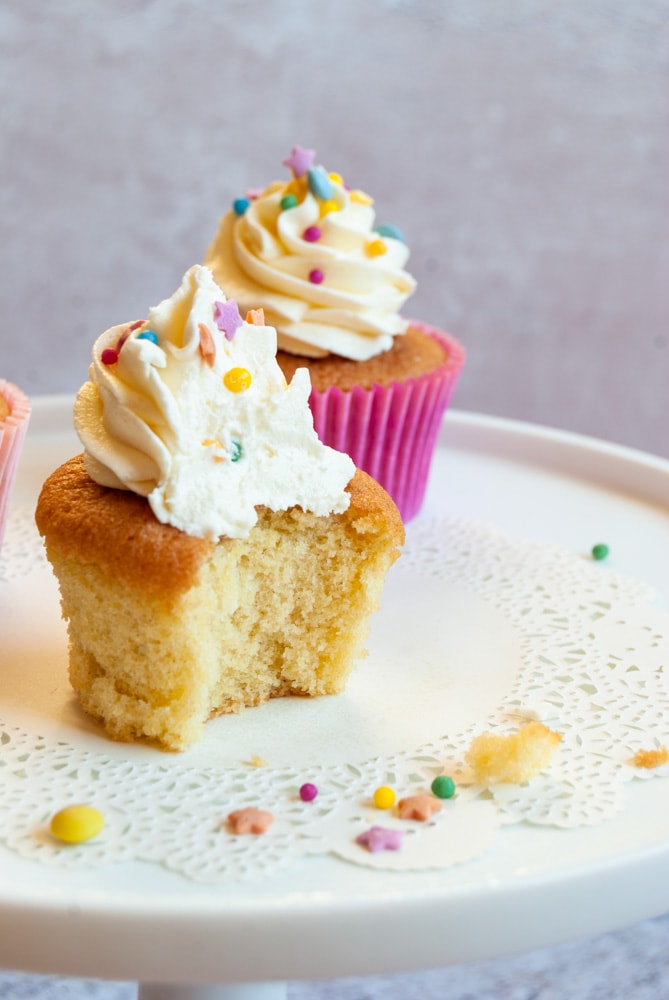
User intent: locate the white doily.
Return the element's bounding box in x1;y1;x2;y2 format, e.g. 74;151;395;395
0;505;668;883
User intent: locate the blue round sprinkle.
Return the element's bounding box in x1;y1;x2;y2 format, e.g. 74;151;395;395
137;329;159;345
307;166;333;201
374;222;405;243
233;197;250;216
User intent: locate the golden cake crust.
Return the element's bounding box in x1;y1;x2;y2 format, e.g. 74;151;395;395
276;324;448;392
35;455;403;601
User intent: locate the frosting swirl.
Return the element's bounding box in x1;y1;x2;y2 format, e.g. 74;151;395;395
74;265;355;540
204;147;416;361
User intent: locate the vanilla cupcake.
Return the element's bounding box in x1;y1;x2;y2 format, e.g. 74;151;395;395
0;379;31;553
205;146;465;521
36;266;403;751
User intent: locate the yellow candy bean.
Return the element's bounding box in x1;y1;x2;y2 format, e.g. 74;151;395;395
373;785;396;810
50;804;105;844
223;367;253;393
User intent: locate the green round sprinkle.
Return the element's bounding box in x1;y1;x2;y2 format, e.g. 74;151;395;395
591;543;610;561
431;775;456;799
280;194;298;210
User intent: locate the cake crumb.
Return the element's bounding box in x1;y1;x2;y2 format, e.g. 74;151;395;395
632;745;669;769
466;721;562;784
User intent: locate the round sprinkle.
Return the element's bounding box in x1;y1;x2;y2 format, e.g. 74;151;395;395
374;222;405;243
299;782;318;802
101;348;119;366
303;225;322;243
309;268;324;284
592;543;610;561
431;775;456;799
366;238;387;257
373;785;396;810
137;329;159;345
280;193;298;210
230;440;242;463
223;367;253;393
50;804;104;844
233;197;250;215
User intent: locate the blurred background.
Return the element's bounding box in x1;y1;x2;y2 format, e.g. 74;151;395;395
1;0;668;457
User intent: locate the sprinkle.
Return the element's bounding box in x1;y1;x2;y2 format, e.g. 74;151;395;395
245;308;265;325
431;775;456;799
280;194;298;210
284;177;307;200
283;145;316;178
366;238;387;257
397;794;442;821
101;348;119;366
591;543;610;561
328;172;344;186
319;199;340;217
198;323;216;367
350;189;374;206
373;785;396;809
50;805;104;844
224;367;252;393
116;319;145;352
137;329;159;345
356;825;404;853
214;299;243;340
303;225;322;243
307;166;333;201
227;807;274;835
247;755;268;768
374;222;405;242
309;268;324;284
233;197;250;216
230;440;242;462
299;782;318;802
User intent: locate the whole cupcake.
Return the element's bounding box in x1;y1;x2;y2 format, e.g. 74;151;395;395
204;145;465;521
0;379;31;553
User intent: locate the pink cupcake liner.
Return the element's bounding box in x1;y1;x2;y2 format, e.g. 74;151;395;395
0;379;32;553
309;323;466;522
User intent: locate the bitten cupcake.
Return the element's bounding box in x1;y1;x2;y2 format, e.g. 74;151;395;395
204;146;465;521
0;379;31;553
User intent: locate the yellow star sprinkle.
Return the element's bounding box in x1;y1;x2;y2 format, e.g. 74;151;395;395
350;189;374;205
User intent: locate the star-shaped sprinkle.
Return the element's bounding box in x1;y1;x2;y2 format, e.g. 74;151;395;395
283;145;316;178
214;299;243;340
198;323;216;367
356;825;404;853
397;794;442;821
227;807;274;835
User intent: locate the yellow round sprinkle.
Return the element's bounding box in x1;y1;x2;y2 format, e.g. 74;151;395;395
319;199;340;217
50;804;105;844
349;189;374;206
223;367;253;393
373;785;396;810
328;171;344;185
366;238;387;257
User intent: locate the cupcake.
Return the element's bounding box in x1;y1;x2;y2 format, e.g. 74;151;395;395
35;266;403;751
0;379;32;553
204;146;465;521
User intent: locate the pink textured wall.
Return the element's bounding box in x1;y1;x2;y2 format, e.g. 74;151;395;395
1;1;668;456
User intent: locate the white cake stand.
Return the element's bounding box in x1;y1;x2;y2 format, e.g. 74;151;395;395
1;400;669;1000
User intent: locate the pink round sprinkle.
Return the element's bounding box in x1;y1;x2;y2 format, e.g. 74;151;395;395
303;225;321;243
101;348;119;366
309;268;324;284
299;782;318;802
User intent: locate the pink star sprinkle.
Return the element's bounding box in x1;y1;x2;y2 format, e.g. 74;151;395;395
356;825;404;853
397;794;442;822
227;807;274;835
214;299;243;340
283;145;316;178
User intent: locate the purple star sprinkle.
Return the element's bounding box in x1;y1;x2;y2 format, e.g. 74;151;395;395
214;299;243;340
356;825;404;853
283;145;316;178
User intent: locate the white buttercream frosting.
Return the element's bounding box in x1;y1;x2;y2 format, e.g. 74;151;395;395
204;149;416;361
74;265;355;540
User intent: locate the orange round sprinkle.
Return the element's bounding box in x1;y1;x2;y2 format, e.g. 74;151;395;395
223;367;252;393
366;238;387;257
